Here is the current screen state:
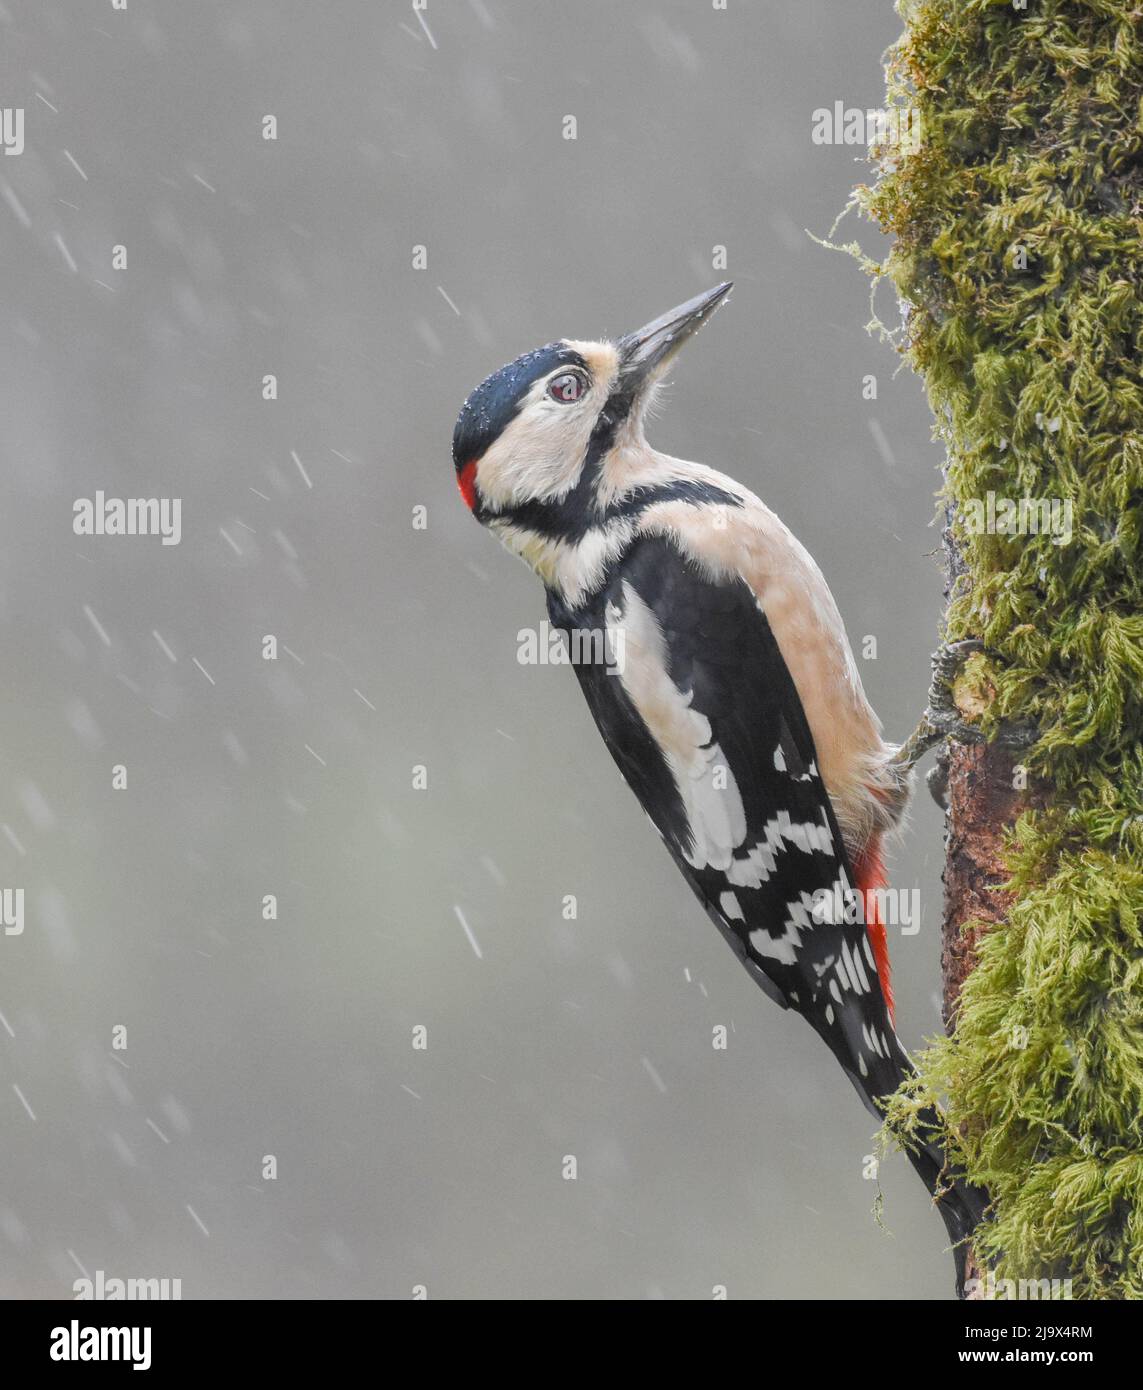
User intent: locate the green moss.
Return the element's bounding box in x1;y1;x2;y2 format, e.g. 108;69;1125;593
855;0;1143;1297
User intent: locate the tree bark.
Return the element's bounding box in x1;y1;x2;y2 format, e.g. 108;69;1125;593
857;0;1143;1299
941;744;1021;1033
941;741;1023;1296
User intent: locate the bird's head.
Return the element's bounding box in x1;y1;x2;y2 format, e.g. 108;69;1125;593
452;283;732;531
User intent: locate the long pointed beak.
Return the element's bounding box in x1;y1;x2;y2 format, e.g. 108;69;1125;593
616;282;733;391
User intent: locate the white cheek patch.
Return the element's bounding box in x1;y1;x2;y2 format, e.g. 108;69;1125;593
476;392;596;510
475;341;619;513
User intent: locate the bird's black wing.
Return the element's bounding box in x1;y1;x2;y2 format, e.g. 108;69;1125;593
547;531;905;1112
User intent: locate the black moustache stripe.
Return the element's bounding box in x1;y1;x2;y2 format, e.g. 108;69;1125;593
497;476;744;542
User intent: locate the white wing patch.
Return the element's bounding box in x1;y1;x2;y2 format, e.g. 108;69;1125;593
607;579;867;1007
610;583;746;872
610;584;839;897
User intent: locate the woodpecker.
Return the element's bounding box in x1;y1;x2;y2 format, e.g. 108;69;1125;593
452;283;988;1294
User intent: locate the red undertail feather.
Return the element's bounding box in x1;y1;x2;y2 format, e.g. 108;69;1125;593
853;837;894;1022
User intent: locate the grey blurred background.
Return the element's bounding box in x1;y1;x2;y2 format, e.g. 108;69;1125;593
0;0;955;1299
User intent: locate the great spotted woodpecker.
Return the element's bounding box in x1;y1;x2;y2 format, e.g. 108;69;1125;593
452;283;988;1294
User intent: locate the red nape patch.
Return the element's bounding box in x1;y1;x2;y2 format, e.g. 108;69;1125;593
457;458;479;512
853;838;894;1022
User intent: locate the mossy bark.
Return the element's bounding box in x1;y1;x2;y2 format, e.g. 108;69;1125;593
850;0;1143;1298
942;744;1021;1032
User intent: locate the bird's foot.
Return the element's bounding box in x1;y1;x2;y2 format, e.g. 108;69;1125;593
892;639;987;774
892;639;1036;808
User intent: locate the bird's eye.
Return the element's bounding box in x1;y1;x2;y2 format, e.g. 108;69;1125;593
548;371;587;403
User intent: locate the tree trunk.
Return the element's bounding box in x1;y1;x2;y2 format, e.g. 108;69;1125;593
936;515;1022;1038
941;738;1024;1296
941;743;1020;1034
855;1;1143;1298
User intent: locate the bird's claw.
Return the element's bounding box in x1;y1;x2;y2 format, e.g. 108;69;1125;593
927;639;986;728
925;756;950;811
892;638;1037;801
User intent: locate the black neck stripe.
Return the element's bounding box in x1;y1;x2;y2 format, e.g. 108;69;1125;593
495;477;743;542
